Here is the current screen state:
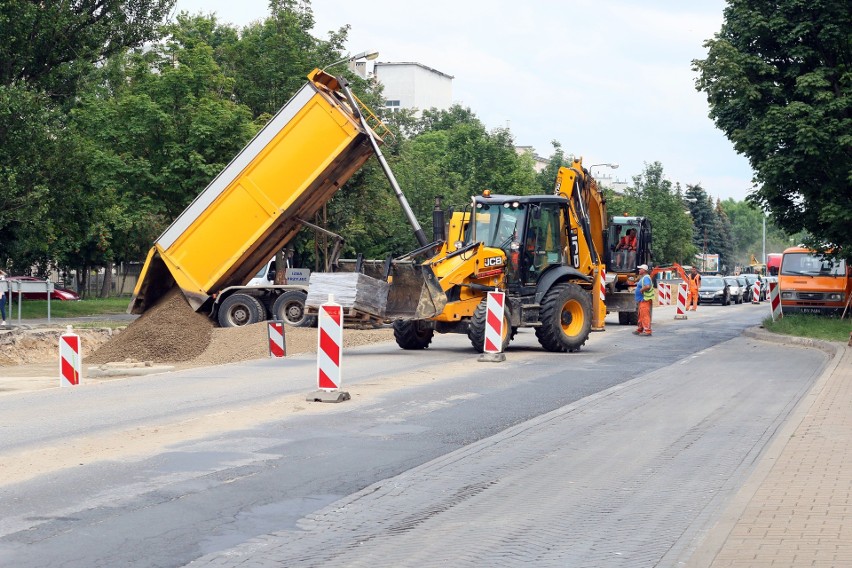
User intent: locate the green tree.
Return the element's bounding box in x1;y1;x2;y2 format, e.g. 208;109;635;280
693;0;852;260
0;0;175;103
614;162;695;264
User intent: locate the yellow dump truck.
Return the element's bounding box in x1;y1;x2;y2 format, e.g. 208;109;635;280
130;68;432;327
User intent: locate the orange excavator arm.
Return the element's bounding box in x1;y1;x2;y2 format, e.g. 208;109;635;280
650;262;689;282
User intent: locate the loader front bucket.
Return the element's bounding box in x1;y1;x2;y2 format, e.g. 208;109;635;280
334;259;447;320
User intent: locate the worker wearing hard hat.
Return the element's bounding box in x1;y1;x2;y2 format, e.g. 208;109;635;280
632;264;654;336
687;266;701;311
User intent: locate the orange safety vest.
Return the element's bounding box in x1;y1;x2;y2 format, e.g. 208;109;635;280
688;273;701;290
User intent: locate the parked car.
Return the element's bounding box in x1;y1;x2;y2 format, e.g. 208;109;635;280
724;276;744;304
741;274;763;302
699;275;731;305
3;276;80;301
762;276;778;300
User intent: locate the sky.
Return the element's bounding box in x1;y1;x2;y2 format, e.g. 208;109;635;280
172;0;754;201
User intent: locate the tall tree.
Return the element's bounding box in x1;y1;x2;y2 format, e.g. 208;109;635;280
0;0;175;102
693;0;852;260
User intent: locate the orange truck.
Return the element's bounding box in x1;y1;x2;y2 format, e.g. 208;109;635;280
778;247;851;315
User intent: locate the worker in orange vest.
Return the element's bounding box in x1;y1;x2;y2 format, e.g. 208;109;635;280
687;266;701;311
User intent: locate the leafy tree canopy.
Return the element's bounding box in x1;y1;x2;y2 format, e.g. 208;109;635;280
693;0;852;259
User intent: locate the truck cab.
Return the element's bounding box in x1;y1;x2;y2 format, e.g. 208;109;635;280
779;247;850;315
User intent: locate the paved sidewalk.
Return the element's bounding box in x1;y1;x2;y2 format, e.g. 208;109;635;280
690;331;851;567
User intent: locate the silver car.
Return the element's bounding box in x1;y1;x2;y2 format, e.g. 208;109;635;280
724;276;744;304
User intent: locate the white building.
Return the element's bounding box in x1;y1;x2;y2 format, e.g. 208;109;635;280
373;62;453;116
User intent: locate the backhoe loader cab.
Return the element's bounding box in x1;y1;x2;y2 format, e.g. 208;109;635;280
606;216;652;278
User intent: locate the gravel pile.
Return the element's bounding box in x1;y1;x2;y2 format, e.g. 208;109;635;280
87;287;396;367
88;288;214;364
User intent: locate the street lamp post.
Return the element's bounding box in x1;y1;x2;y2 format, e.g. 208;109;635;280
590;162;619;175
322;49;379;73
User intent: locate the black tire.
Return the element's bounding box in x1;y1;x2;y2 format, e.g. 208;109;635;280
272;291;316;328
217;293;265;327
535;283;592;352
393;320;434;350
468;297;512;353
618;310;638;326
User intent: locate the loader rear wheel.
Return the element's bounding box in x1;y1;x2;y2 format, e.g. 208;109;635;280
618;310;638;326
535;283;591;352
272;291;316;328
218;293;264;328
393;320;434;350
468;298;512;353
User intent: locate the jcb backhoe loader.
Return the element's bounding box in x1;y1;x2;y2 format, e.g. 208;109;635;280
382;160;608;353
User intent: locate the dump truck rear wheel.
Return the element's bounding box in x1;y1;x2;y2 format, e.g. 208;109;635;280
468;297;511;353
618;311;638;326
273;291;316;328
535;283;591;352
393;320;434;350
218;294;264;327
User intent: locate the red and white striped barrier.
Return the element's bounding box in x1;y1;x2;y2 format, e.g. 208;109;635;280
769;281;782;321
59;326;81;387
599;269;606;305
658;282;670;306
664;282;672;305
268;321;285;358
751;281;761;304
674;283;688;320
484;291;506;354
317;300;342;389
307;296;350;403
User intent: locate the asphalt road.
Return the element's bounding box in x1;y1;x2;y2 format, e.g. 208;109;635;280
0;302;828;567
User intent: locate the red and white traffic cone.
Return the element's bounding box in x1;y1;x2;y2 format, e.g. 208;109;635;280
59;325;82;387
307;295;350;403
674;283;688;320
769;281;783;321
268;320;286;358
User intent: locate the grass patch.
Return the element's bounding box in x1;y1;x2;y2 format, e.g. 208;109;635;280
763;314;852;342
4;297;131;320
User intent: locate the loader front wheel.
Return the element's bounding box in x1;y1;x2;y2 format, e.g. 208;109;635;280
468;297;512;353
273;291;316;328
218;293;264;328
535;283;592;352
393;320;434;350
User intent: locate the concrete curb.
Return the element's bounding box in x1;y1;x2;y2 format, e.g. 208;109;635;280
686;327;846;567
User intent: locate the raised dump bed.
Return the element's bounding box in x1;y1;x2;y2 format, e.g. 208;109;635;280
130;69;386;317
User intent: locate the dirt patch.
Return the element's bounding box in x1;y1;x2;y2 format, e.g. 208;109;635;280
0;287;395;386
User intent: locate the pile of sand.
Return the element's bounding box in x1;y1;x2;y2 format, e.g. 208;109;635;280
0;288;396;370
88;289;214;364
86;288;396;367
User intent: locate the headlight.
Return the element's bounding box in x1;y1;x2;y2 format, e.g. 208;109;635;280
714;290;722;295
454;241;464;250
828;293;842;301
781;292;793;299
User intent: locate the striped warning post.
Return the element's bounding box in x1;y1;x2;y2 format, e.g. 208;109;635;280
769;281;782;321
599;269;606;305
268;321;285;358
674;283;688;320
317;300;343;390
751;281;761;304
484;291;506;354
658;282;669;306
664;283;671;305
59;326;81;387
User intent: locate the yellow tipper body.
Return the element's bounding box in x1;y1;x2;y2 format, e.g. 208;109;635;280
130;70;380;314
